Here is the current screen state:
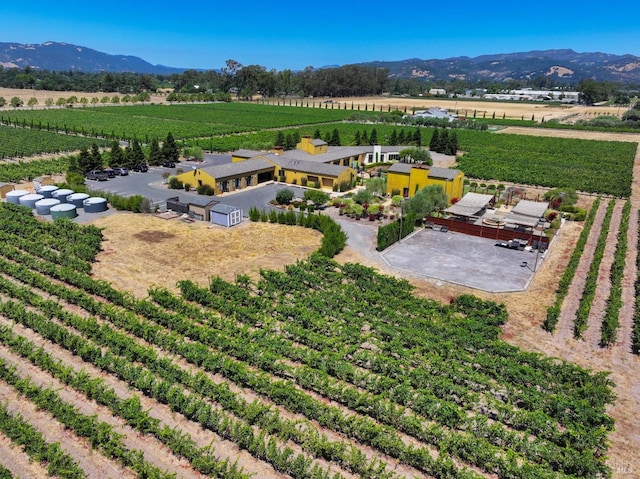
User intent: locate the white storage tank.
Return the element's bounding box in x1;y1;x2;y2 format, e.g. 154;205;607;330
67;192;90;208
19;193;44;209
37;185;59;198
50;203;77;220
5;189;29;205
35;198;61;215
52;188;74;203
83;197;108;213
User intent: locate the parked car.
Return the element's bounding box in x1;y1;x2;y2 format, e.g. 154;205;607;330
133;164;149;172
163;161;176;168
113;167;129;176
103;168;116;178
86;170;108;181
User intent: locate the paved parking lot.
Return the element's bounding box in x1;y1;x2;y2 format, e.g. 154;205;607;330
381;228;541;292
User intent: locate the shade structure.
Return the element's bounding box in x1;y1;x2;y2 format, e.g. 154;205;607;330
6;189;29;205
35;198;61;215
19;193;44;209
83;197;108;213
50;203;77;220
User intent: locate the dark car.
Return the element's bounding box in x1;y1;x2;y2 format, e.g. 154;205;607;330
86;170;108;181
163;161;176;168
103;168;116;178
133;164;149;172
113;167;129;176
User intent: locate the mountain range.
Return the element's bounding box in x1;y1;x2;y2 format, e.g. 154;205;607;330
0;41;184;74
2;42;640;83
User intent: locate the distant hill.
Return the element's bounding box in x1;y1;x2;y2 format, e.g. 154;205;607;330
355;49;640;83
2;43;640;83
0;41;185;74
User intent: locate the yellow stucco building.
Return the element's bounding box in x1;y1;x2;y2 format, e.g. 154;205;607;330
386;163;464;201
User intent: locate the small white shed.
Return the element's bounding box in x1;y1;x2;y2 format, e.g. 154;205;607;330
210;203;243;227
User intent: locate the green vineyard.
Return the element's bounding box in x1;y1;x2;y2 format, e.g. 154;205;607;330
0;202;616;479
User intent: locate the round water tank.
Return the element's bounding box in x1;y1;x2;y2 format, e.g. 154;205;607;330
67;192;90;208
83;197;108;213
35;198;61;215
5;189;29;205
19;193;44;209
37;185;59;198
50;203;77;220
52;188;74;202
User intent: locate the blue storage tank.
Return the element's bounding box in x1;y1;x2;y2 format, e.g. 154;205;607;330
19;193;44;209
5;189;29;205
83;197;108;213
52;188;74;203
35;198;61;215
37;185;59;198
67;193;90;208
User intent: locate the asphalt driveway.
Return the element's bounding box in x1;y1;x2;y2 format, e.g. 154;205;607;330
380;228;540;292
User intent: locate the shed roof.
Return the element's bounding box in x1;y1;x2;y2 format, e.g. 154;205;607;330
444;192;494;217
211;203;240;214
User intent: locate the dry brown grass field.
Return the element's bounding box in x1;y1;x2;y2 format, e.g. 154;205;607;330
2;90;638;476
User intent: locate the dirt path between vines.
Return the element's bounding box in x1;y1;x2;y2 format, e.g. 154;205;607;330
0;373;134;479
0;431;52;479
553;200;607;343
583;202;622;347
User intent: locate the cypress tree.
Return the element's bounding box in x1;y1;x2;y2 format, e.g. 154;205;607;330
389;129;398;145
148;138;163;166
369;128;378;145
162;132;179;162
429;129;440;151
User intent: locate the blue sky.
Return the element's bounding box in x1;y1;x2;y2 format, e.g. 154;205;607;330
2;1;639;71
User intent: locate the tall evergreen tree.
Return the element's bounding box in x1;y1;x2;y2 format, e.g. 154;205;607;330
313;128;322;139
330;128;341;146
362;130;369;145
354;130;361;146
389;129;398;145
161;132;179;162
148;138;163;165
429;129;440;151
413;128;422;147
109;140;125;167
275;131;285;147
447;130;459;155
75;147;91;174
89;143;103;171
126;139;146;168
369;128;378;145
438;129;449;153
284;133;295;150
397;130;406;144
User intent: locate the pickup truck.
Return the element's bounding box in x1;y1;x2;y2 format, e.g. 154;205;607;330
86;170;109;181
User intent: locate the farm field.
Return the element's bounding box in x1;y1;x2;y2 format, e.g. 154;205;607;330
0;202;618;479
0;93;639;477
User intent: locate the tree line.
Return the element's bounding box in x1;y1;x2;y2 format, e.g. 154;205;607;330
2;63;636;104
